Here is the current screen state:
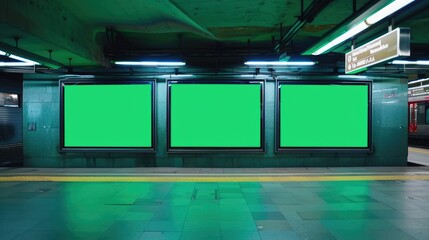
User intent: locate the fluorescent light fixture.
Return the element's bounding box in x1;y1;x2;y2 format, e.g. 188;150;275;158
0;62;37;67
307;0;415;55
0;42;63;69
8;54;40;65
391;60;429;65
313;22;368;55
0;52;39;66
59;74;95;79
0;49;40;66
244;61;316;66
240;74;270;78
0;50;39;66
366;0;414;25
115;61;185;66
159;74;194;78
8;54;39;65
338;74;367;79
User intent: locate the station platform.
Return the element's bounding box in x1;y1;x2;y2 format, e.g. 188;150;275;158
408;147;429;166
2;165;429;240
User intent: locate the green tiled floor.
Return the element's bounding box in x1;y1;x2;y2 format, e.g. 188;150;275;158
1;180;429;239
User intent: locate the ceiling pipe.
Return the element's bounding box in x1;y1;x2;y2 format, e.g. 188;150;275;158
273;0;334;53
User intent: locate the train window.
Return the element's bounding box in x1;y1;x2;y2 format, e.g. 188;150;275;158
0;92;19;107
426;106;429;124
417;104;426;125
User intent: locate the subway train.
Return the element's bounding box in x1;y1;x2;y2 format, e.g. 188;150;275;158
408;78;429;146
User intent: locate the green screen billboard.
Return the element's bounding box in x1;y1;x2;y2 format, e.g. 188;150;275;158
277;81;371;151
60;80;154;151
168;81;264;151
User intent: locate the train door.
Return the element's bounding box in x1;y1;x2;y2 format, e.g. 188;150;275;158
409;102;417;133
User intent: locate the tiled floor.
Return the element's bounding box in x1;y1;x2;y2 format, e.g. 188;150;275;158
2;166;429;240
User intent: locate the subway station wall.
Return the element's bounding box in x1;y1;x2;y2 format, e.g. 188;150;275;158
23;74;408;167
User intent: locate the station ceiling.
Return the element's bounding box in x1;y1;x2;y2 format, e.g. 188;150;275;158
0;0;428;76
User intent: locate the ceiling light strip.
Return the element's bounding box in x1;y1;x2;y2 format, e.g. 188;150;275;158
8;54;40;65
244;61;316;66
392;60;429;65
0;42;63;69
306;0;415;55
0;62;37;67
115;61;186;66
313;22;368;55
365;0;415;25
338;75;367;79
159;74;194;78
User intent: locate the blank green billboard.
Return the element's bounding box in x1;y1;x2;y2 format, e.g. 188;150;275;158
278;82;370;149
168;81;263;150
62;82;153;150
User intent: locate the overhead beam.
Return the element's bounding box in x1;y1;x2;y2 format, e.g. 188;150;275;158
167;0;217;39
0;0;106;66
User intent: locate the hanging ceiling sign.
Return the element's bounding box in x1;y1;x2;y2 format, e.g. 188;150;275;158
345;27;410;74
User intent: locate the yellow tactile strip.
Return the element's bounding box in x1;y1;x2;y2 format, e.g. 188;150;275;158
1;175;429;182
409;147;429;155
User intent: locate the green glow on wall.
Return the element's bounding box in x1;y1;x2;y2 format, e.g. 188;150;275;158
279;84;369;148
170;83;262;148
64;84;152;147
